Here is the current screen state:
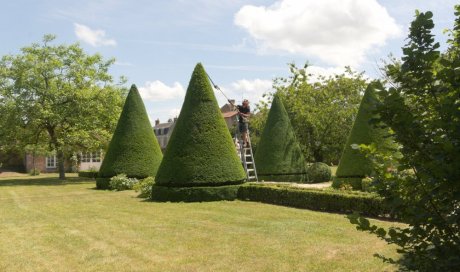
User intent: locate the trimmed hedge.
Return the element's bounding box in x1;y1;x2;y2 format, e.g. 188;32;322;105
96;177;110;189
254;95;307;182
332;177;364;190
336;82;396;180
307;162;332;183
155;63;246;188
98;84;163;189
237;184;391;217
151;185;241;202
78;170;98;179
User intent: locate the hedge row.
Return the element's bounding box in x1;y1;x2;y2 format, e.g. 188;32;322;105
78;171;98;179
151;185;241;202
237;184;391;218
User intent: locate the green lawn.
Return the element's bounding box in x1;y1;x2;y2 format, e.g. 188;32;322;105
0;174;400;271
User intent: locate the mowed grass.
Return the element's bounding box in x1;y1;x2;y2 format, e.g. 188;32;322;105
0;174;400;272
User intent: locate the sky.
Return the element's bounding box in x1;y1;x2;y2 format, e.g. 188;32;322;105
0;0;458;124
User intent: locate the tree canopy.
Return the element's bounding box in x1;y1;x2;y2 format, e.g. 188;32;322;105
252;64;367;164
0;35;126;178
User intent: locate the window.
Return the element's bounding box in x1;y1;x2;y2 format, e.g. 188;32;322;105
46;155;57;168
81;151;102;163
81;152;91;163
163;128;169;135
91;151;101;163
157;129;162;135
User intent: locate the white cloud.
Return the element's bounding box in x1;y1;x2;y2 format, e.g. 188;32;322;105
216;78;273;109
74;23;117;47
234;0;401;66
139;80;185;101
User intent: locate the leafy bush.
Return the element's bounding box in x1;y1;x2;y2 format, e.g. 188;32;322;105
332;177;364;190
109;174;138;191
307;162;331;183
29;168;40;176
151;185;241;202
237;184;391;218
133;177;155;198
78;170;98;179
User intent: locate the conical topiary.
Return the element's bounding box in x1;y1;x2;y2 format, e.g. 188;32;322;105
151;63;246;201
254;95;307;182
333;81;396;190
96;84;163;189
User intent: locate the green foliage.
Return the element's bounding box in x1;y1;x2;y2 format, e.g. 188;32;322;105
133;177;155;198
98;85;163;185
95;178;110;190
155;63;246;188
151;185;241;202
0;35;126;180
254;95;307;182
109;174;139;191
29;168;40;176
349;7;460;271
237;184;391;218
307;162;331;183
78;170;98;179
263;64;367;164
336;82;396;180
332;177;364;191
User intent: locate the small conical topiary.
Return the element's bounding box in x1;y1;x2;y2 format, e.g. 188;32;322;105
254;95;307;182
151;63;246;201
334;81;396;190
96;84;163;189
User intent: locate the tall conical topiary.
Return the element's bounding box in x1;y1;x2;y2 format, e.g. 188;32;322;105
254;95;307;182
96;84;163;189
334;81;396;190
151;63;246;202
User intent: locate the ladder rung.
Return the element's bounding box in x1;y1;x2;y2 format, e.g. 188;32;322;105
246;162;253;164
247;169;254;172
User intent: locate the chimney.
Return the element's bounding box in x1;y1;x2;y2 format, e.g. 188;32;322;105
229;99;236;110
155;119;160;126
173;117;178;123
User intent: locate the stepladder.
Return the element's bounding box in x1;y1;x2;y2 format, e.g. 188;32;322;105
234;129;258;182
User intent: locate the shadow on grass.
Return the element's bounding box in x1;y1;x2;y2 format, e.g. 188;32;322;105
0;177;94;187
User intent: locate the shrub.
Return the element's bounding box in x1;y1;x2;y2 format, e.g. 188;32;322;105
109;174;139;191
151;185;241;202
307;162;331;183
98;84;163;189
155;63;246;191
29;168;40;176
254;95;307;182
332;177;364;190
335;82;397;181
237;184;391;218
78;170;98;179
133;176;155;198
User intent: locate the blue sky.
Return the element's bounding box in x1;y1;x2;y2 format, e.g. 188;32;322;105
0;0;457;123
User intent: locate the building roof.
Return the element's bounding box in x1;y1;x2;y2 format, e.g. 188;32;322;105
154;122;174;129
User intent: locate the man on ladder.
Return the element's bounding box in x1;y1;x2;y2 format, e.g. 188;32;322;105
236;99;251;148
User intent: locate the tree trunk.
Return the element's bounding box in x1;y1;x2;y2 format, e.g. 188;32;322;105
57;149;66;180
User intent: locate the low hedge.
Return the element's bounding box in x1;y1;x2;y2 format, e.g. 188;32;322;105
258;173;307;183
332;177;364;190
237;184;391;218
78;171;99;179
96;177;111;190
151;185;241;202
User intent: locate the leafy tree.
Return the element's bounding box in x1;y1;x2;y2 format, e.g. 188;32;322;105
349;7;460;271
259;64;367;164
0;35;126;179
